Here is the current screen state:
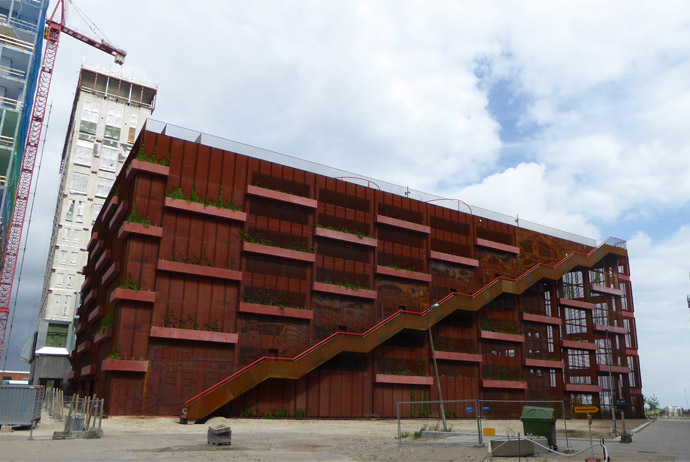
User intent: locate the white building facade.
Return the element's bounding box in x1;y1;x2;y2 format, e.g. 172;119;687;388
25;65;156;388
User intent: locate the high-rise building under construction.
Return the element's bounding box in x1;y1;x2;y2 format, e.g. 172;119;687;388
24;65;156;388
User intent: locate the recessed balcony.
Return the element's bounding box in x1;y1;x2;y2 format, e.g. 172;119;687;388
238;302;313;320
164;197;247;221
524;358;565;369
433;351;482;363
150;326;239;344
247;184;317;208
375;265;431;282
242;241;316;263
375;215;430;234
480;331;525;343
375;374;433;385
312;281;377;300
157;259;242;281
475;238;520;255
314;226;377;247
429;250;479;267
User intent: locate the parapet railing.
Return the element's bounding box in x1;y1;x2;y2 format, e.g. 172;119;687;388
143;119;597;247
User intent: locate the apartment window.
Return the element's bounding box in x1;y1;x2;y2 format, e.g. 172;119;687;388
59;250;68;265
54;272;64;287
69;252;77;266
74;140;93;166
76;201;84;223
128;112;138;143
65;200;74;221
62;227;70;242
71;172;89;194
100;146;118;171
66;274;74;288
73;229;81;244
96;177;114;198
562;271;585;299
46;323;68;348
80;101;99;135
92;203;102;225
104;106;123;140
564;307;587;335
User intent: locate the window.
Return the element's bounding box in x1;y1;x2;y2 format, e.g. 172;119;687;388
76;201;84;223
65;200;75;221
69;252;77;266
104;106;123;139
59;250;68;265
66;274;74;288
562;271;585;299
73;229;81;244
80;101;99;135
564;307;587;335
92;203;102;225
54;272;64;287
100;146;118;171
71;172;89;194
46;323;68;347
62;227;70;242
74;140;93;166
128;112;138;143
96;177;114;197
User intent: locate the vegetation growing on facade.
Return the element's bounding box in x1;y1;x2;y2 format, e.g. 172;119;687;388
314;222;374;239
118;274;141;291
479;317;522;335
166;185;240;211
136;144;169;166
240;231;313;253
162;312;224;332
126;202;151;227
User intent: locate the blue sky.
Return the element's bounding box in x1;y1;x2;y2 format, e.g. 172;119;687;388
3;0;690;409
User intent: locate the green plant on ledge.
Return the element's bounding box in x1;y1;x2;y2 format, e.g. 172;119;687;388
162;312;225;333
126;202;151;227
106;344;121;360
166;185;241;211
242;286;305;309
171;249;214;267
314;222;374;239
119;274;141;291
386;264;418;273
317;279;370;291
479;317;522;335
240;231;313;253
135;144;169;166
97;312;114;334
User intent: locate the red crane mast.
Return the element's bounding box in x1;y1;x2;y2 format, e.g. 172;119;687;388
0;0;126;359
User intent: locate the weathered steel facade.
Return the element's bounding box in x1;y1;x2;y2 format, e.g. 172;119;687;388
71;122;642;419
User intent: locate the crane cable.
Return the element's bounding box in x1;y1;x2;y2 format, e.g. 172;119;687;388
1;103;52;372
66;0;113;45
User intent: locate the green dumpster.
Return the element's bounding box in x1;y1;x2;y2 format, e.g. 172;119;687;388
520;406;557;448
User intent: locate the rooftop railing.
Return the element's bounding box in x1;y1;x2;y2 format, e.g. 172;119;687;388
144;119;598;247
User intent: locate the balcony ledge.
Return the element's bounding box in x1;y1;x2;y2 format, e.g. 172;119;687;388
375;215;430;234
480;330;525;343
596;364;631;374
101;359;149;373
429;251;479;267
524;358;565;369
312;282;377;299
375;265;431;283
475;238;520;255
110;288;156;304
314;227;377;247
164;197;247;221
242;241;316;263
561;340;598;351
520;313;562;326
375;374;433;385
117;222;163;240
157;259;242;281
594;324;627;335
563;383;601;393
101;262;120;286
434;351;482;363
87;305;104;324
558;298;595;310
126;159;170;179
481;379;527;390
239;302;313;320
80;365;96;376
93;327;112;345
150;326;239;344
247;184;317;208
591;284;624;297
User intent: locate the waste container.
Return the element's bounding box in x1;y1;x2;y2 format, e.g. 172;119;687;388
520;406;557;448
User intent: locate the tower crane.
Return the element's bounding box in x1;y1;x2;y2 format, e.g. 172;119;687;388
0;0;126;359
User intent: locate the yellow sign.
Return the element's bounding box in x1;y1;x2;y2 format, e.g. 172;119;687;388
573;406;599;414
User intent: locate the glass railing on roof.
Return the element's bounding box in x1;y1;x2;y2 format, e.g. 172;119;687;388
144;119;598;247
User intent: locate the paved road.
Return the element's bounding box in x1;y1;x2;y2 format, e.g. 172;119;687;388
606;419;690;461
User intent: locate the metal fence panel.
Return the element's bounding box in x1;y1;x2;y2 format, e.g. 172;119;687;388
0;385;44;426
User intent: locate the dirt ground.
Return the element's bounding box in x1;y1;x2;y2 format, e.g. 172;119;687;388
0;415;659;461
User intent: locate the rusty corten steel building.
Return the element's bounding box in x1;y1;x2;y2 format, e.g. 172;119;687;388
71;120;643;419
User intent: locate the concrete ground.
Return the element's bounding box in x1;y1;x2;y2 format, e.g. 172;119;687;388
0;414;679;461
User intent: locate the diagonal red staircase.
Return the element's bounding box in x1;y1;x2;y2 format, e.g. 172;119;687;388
182;238;627;421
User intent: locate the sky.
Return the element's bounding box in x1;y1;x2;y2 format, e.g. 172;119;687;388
2;0;689;408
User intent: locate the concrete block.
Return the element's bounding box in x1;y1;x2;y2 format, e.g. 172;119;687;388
489;438;535;457
208;425;231;446
524;435;549;453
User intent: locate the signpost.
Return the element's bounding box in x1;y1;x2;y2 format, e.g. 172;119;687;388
574;406;599;458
